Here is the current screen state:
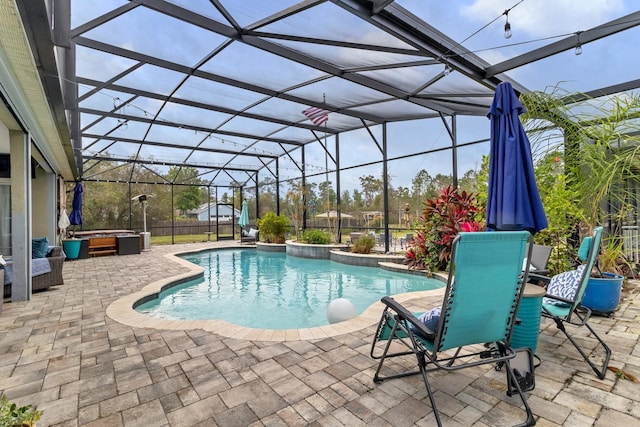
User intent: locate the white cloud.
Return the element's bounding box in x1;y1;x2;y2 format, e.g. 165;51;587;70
462;0;625;37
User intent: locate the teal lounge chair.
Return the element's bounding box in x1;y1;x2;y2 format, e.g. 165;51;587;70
370;231;535;427
529;226;610;379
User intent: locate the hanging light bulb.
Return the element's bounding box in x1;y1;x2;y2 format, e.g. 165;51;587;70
503;10;512;39
575;31;583;55
443;62;452;75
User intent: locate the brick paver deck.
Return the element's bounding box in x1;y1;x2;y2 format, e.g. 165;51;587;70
1;241;639;426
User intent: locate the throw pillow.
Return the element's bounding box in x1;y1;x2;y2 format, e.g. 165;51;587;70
577;237;592;261
544;265;586;306
410;306;441;339
32;237;49;259
248;228;258;238
522;258;535;271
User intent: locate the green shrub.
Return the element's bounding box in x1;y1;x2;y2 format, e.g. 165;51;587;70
351;235;375;254
0;395;43;427
257;212;290;244
301;229;332;244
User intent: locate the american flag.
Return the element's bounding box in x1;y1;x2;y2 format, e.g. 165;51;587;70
302;106;329;126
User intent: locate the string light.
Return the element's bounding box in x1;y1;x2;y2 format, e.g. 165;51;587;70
575;31;583;55
503;10;512;39
85;85;283;157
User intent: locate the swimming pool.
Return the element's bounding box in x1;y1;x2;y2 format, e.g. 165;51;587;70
135;249;443;329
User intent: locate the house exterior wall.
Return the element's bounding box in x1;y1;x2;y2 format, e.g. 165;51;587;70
196;204;240;222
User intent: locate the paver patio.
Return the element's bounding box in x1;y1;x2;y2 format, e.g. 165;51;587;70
1;241;639;426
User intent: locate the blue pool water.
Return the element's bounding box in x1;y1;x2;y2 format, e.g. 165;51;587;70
135;249;443;329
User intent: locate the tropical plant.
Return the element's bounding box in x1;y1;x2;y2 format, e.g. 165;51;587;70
520;88;640;276
351;235;375;254
257;212;290;244
404;185;483;273
596;237;632;277
0;396;43;427
300;229;332;244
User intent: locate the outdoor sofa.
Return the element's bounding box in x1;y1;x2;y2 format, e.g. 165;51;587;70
240;226;259;244
3;246;65;298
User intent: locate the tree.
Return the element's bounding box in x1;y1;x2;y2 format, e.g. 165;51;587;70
411;169;432;200
167;167;205;216
284;180;310;239
458;168;481;193
317;181;336;212
79;160;172;231
359;175;383;207
431;173;453;193
395;186;410;201
395;186;411;227
352;189;363;210
340;190;352;212
258;176;277;215
175;186;203;216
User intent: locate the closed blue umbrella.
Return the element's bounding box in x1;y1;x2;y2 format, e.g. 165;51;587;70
238;200;249;229
68;182;83;226
486;82;547;234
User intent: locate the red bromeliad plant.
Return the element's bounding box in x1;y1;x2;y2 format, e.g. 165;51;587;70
404;186;484;273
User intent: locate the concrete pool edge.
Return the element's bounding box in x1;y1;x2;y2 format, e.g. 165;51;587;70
105;246;447;342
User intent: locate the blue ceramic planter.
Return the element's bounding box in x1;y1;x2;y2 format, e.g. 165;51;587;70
62;239;81;260
581;272;623;313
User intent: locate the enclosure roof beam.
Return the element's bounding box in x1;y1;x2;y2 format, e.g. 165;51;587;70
334;0;526;94
77;107;305;146
81;134;279;159
485;11;640;78
137;0;458;115
76;77;332;135
561;79;640;104
82;155;258;173
73;35;385;125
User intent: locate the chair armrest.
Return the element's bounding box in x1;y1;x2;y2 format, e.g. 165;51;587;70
530;269;550;276
380;296;435;341
48;246;62;257
527;273;550;288
46;255;65;286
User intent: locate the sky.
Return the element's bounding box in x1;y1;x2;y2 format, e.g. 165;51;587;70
328;0;640;191
71;0;640;195
393;0;629;90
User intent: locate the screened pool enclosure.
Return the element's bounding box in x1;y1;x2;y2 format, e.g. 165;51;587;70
47;1;640;247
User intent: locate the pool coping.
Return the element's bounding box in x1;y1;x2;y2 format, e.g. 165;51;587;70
105;246;447;342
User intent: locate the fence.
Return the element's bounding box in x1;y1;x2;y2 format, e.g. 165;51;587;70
151;220;236;237
622;226;639;263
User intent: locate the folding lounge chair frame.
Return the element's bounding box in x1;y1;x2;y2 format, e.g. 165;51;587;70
530;244;553;274
531;226;611;379
370;231;535;427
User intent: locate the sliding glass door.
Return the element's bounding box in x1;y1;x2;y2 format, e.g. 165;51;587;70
0;182;10;256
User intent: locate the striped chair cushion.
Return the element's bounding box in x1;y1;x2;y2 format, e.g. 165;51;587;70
544;265;586;306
